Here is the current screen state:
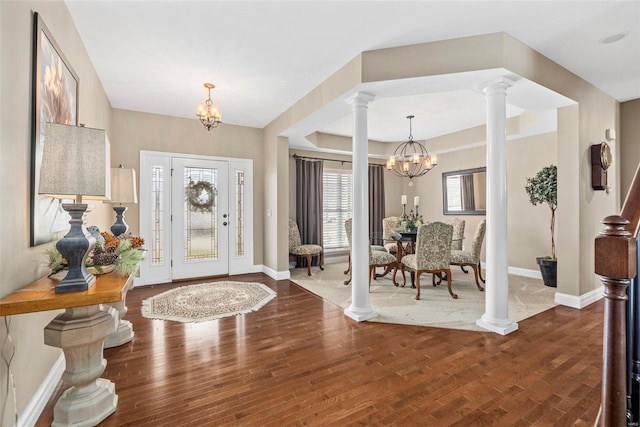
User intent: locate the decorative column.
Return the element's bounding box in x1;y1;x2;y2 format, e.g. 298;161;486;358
476;77;518;335
44;305;119;426
344;92;377;322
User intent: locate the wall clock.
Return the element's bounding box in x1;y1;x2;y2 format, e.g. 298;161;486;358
591;142;612;191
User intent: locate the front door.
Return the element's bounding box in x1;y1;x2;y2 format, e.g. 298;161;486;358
140;151;253;286
171;157;229;280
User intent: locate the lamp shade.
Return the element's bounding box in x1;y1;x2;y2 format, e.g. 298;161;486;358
39;123;111;200
105;166;138;204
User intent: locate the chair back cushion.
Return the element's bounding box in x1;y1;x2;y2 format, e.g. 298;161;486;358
344;218;353;247
470;219;487;260
414;222;453;270
289;219;302;250
382;216;402;239
447;218;465;250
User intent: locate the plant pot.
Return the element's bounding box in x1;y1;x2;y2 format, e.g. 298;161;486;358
536;257;557;287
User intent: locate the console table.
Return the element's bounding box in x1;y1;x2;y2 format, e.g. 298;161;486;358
0;272;134;426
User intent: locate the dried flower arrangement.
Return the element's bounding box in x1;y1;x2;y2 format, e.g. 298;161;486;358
46;228;145;277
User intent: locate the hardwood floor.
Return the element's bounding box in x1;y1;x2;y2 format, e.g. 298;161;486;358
36;273;603;426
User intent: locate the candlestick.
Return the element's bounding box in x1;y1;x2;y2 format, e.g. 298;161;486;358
401;195;407;205
414;196;420;206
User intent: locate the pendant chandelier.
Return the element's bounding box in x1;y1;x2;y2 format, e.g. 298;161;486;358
386;115;437;186
196;83;222;131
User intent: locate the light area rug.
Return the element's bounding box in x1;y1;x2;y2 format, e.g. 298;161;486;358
290;262;557;332
141;281;276;322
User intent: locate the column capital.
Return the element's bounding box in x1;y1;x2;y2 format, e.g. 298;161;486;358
479;77;516;95
345;92;375;107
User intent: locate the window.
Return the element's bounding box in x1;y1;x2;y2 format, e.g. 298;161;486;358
444;175;463;212
322;171;352;249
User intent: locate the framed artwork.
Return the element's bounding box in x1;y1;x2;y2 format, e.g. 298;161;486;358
30;12;79;246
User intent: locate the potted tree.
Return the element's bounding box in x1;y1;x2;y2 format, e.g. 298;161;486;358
525;165;558;287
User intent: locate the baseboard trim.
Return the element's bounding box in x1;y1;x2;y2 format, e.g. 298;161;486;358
18;353;64;427
507;266;542;279
479;263;542;279
554;286;604;309
262;265;290;280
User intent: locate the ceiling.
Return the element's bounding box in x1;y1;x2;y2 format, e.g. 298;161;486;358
65;1;640;145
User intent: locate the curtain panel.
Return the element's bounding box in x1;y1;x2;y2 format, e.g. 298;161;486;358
295;158;323;265
461;174;475;211
368;164;385;245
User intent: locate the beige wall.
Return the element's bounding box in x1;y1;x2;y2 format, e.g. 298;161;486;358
109;109;265;266
620;99;640;198
0;1;113;423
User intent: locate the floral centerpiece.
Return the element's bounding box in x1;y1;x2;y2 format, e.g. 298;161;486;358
46;228;145;277
401;210;424;231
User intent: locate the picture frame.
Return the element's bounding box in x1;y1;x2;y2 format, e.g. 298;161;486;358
30;12;79;246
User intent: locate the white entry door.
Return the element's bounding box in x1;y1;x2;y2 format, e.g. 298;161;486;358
139;151;254;286
171;157;229;280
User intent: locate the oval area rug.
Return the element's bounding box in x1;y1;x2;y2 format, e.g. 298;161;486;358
141;281;276;322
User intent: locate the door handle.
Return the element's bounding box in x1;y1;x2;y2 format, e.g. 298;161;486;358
223;221;228;226
223;213;228;218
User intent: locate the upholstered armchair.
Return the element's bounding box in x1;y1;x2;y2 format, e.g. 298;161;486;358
382;216;403;255
450;219;486;291
400;222;453;300
343;217;385;276
344;218;399;287
289;219;324;276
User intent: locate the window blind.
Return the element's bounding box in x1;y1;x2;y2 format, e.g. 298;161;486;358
322;171;353;249
446;175;463;211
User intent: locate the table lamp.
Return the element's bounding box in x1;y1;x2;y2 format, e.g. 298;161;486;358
105;165;137;236
39;123;111;293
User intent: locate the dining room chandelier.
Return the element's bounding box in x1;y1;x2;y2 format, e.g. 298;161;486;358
386;115;437;186
196;83;222;131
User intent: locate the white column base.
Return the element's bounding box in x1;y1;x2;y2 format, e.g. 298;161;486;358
104;319;134;348
344;305;377;322
476;316;518;335
52;378;118;427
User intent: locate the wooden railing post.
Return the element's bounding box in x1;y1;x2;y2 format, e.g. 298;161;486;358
595;215;637;426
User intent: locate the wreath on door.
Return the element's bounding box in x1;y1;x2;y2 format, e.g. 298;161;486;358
186;179;216;212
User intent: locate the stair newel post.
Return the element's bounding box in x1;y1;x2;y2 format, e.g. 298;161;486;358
595;215;636;426
628;239;640;424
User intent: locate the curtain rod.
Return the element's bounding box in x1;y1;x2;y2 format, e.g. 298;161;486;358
291;154;384;166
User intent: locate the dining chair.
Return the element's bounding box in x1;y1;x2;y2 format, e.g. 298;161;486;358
382;216;403;255
400;222;454;300
344;218;399;287
343;218;386;276
448;217;471;275
447;217;465;251
450;219;486;291
289;219;324;276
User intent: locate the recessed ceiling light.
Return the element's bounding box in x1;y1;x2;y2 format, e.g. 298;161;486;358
599;32;629;44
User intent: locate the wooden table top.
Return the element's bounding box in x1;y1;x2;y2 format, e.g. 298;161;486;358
0;272;132;316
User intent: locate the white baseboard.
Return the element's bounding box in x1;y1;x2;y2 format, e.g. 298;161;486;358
18;353;65;427
555;286;604;309
262;265;290;280
133;276;144;287
508;266;542;279
479;262;542;279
